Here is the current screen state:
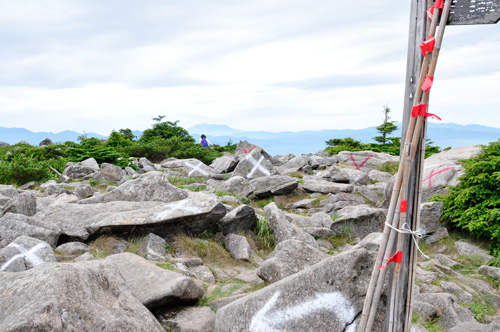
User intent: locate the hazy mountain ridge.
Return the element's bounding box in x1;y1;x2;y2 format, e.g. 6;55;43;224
188;123;500;156
0;127;108;145
1;123;499;157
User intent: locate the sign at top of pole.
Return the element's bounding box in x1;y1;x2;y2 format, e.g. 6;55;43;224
448;0;500;25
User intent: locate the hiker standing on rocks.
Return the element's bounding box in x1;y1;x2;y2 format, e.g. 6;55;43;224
199;134;213;147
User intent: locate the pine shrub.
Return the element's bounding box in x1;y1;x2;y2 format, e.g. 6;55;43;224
434;140;500;248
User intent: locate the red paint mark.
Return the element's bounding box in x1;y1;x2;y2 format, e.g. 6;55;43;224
422;167;453;188
240;147;255;154
350;153;376;170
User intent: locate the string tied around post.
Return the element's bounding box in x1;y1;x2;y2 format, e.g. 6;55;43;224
384;222;430;259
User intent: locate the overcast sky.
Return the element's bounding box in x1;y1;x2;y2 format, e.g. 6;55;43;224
1;0;499;136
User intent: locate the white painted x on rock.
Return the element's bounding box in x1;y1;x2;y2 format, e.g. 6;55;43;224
246;155;271;178
155;199;202;221
185;162;209;177
0;243;49;272
249;290;357;332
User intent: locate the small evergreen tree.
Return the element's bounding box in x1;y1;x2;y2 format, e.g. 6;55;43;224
374;105;398;144
139;117;194;143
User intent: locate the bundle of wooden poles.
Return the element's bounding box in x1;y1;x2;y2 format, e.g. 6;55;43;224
357;0;452;331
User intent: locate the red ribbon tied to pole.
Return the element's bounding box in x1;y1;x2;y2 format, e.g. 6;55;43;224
426;0;444;19
379;251;403;270
411;104;442;121
422;76;434;92
420;36;436;57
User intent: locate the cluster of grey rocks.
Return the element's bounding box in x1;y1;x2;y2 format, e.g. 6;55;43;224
1;141;499;332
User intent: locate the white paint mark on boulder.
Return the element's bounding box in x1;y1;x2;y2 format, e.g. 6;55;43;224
155;200;202;221
0;243;49;271
185;162;209;177
249;290;357;332
246;155;271;178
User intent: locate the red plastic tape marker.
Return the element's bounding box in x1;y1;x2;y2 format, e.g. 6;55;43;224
422;76;434;92
380;251;403;270
420;36;436;57
400;200;408;213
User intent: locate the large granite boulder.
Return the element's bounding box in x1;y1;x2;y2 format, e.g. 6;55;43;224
257;239;329;283
218;204;257;235
0;213;61;248
264;203;318;249
38;138;54;147
331;204;387;239
1;191;37;217
215;248;385;331
0;184;18;198
246;175;299;198
105;253;204;309
0;236;56;272
63;158;99;180
232;148;275;180
224;234;254;261
93;163;124;183
0;260;165;331
211;155;238;174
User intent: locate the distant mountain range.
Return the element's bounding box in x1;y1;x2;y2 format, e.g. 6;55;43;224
1;123;499;157
188;123;500;156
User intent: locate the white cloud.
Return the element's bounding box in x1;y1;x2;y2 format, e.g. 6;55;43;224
0;0;498;136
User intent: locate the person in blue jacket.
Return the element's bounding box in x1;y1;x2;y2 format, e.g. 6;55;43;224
199;134;213;147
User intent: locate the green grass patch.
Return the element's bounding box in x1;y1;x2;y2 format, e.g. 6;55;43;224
156;261;175;271
467;297;497;323
289;171;303;179
168;175;206;187
172;234;255;268
253;216;275;254
325;235;355;253
377;161;399;175
199;277;267;307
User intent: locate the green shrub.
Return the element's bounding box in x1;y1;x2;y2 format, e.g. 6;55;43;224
434;140;500;249
0;155;57;185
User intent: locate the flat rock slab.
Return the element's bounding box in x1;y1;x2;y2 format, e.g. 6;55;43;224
246;175;298;198
215;248;384;332
337;151;398;172
0;260;164;332
80;171;188;204
0;212;61;248
301;180;353;194
106;253;204;309
35;193;226;240
35;201;161;241
88;192;226;237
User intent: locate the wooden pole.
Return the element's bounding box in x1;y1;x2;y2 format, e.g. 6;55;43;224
388;1;452;331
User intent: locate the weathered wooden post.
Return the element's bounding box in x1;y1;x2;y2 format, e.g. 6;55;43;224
391;1;500;332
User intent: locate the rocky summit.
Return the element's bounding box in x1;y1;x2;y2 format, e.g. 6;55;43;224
1;141;499;332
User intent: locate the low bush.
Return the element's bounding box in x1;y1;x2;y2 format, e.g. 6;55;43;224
0;155;58;185
433;140;500;250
